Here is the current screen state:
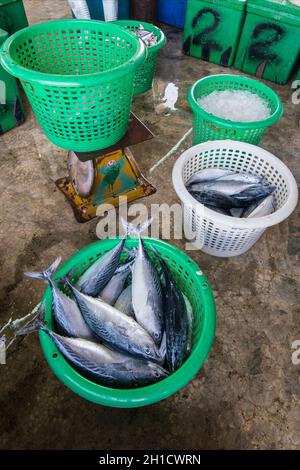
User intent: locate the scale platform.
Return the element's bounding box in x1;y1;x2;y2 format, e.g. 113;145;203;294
55;114;156;223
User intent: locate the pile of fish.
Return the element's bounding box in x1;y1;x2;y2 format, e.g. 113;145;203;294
186;168;276;218
18;221;192;388
134;24;157;47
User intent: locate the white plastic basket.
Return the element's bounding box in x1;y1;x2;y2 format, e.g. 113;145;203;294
172;140;298;257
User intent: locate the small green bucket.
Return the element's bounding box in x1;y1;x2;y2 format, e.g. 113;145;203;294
0;19;146;152
187;74;283;145
113;20;166;95
39;238;216;408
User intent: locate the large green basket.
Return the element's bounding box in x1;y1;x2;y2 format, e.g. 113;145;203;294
0;19;146;152
187;74;283;145
113;20;166;96
39;238;216;408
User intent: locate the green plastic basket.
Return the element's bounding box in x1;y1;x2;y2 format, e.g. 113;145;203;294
39;238;216;408
0;19;146;152
113;20;166;96
187;74;283;145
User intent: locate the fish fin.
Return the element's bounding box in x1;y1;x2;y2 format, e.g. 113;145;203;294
24;256;62;282
159;331;167;359
16;304;46;336
121;217;153;237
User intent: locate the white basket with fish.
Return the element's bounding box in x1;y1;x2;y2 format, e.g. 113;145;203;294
172;140;298;257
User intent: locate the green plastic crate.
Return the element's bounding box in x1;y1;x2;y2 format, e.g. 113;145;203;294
0;28;24;133
187;74;283;145
0;0;28;35
235;0;300;85
183;0;246;67
113;20;166;95
0;20;146;152
39;238;216;407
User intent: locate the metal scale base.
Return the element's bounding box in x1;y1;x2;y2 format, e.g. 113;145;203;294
56;114;156;223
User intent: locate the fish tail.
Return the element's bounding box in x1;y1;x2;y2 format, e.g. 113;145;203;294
24;256;62;283
121;217;153;238
16;304;47;336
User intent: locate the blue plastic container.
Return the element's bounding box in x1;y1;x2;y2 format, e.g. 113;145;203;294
157;0;188;29
86;0;130;20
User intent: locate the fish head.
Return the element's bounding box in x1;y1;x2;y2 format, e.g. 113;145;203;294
131;340;162;362
131;362;169;386
147;362;169;382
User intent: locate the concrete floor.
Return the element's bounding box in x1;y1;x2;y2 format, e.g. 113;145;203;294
0;0;299;450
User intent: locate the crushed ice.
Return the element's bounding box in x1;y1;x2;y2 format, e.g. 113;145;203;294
197;90;271;122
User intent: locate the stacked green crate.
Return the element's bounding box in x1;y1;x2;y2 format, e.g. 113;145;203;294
183;0;246;67
0;1;27;133
0;0;28;34
0;28;25;133
235;0;300;85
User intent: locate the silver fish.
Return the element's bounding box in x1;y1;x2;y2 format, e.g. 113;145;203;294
189;180;259;196
67;281;161;362
158;256;189;372
243;194;276;218
76;238;126;297
190;182;275;209
17;312;168;388
125;219;164;345
68;151;95;198
217;172;263;185
186;168;235;186
98;260;132;305
24;258;93;340
114;285;134;318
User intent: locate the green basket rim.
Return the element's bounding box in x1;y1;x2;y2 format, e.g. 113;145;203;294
187;74;284;130
0;19;146;87
112;20;167;52
39;237;216;408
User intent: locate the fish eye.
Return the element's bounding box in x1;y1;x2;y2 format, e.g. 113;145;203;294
145;347;151;355
154;371;160;377
154;332;160;339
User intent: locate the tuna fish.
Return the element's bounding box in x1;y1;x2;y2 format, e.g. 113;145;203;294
186;168;235;186
17;310;168;388
66;281;162;362
243;194;276;218
76;238;126;297
125;219;164;345
24;258;93;340
114;285;134;318
158;257;189;372
98;260;132;305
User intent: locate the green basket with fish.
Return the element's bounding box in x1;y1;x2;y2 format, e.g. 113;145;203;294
37;238;215;408
187;74;283;145
113;20;166;96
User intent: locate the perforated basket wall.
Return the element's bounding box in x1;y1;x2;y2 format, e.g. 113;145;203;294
187;75;283;146
0;20;146;151
39;238;215;407
173;141;298;258
113;20;166;95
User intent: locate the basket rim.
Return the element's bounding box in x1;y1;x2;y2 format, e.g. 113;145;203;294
0;19;146;86
172;140;298;230
187;74;284;129
112;20;167;52
39;237;216;408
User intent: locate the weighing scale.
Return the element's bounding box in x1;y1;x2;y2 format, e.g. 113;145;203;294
55;114;156;223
